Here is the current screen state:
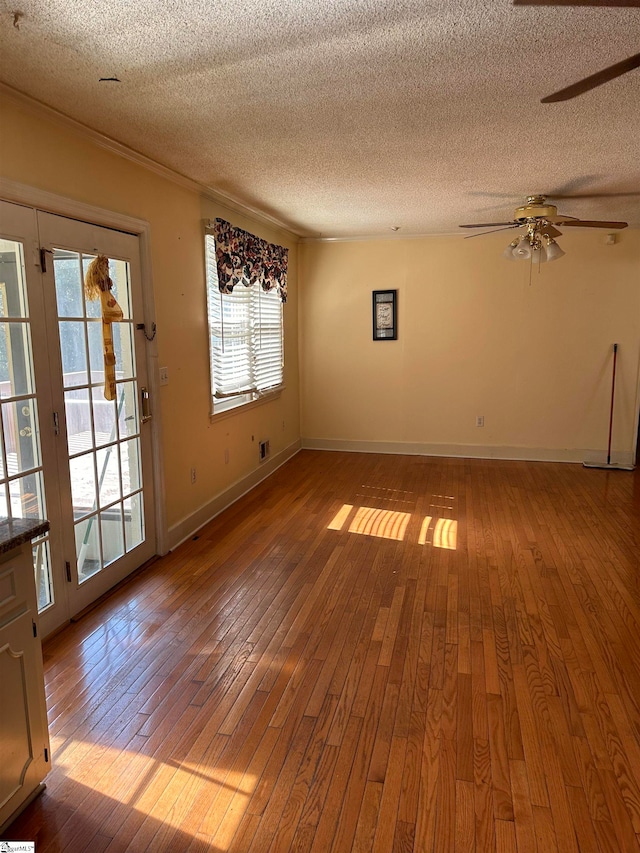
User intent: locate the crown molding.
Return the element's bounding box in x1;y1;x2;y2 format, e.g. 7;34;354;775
0;82;305;241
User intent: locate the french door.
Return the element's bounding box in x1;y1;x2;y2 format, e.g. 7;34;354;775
0;200;157;637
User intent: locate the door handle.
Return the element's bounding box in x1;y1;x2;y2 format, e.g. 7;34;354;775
140;387;152;423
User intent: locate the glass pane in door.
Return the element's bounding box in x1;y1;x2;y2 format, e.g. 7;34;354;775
53;249;144;584
0;238;53;610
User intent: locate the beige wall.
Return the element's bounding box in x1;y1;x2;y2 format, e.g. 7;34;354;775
300;231;640;462
0;90;300;542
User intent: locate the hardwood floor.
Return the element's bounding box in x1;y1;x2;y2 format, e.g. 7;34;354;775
4;450;640;852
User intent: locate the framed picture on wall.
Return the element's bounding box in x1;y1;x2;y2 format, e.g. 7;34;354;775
372;289;397;340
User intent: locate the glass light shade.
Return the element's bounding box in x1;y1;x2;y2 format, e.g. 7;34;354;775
532;244;547;264
545;239;565;262
513;238;531;259
502;241;519;260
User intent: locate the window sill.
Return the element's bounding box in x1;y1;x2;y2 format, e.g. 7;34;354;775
209;387;283;423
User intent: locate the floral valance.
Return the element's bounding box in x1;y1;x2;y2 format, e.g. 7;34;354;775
210;218;288;303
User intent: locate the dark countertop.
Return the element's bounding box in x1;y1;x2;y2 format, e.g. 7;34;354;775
0;516;50;555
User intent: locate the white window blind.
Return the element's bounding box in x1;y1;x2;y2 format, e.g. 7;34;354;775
206;234;283;412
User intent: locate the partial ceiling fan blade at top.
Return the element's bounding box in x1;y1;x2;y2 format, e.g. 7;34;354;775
555;219;628;228
514;0;640;6
541;52;640;102
551;191;640;199
459;222;516;228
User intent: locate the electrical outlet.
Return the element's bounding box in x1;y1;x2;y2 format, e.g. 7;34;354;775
190;467;196;483
159;367;169;385
476;416;484;427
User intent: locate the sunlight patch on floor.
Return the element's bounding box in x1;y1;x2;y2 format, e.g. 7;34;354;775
53;740;256;843
418;516;433;545
433;518;458;550
328;503;457;547
328;503;353;530
356;484;415;507
349;506;411;540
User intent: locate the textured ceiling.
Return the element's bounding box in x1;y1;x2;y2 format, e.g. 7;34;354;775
1;0;639;237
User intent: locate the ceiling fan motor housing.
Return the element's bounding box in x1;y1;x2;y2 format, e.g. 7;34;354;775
514;196;557;222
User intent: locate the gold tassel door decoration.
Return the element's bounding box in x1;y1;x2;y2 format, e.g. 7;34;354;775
84;255;124;401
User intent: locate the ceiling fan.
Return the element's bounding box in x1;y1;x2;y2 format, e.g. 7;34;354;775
513;0;640;101
459;194;628;262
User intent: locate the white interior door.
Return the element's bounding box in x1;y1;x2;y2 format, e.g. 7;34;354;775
0;200;157;637
37;212;157;631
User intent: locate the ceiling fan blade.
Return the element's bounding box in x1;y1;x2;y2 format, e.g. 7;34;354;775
540;225;563;238
555;219;628;228
551;191;640;199
459;222;516;228
541;52;640;103
515;0;640;6
547;213;579;223
464;225;522;239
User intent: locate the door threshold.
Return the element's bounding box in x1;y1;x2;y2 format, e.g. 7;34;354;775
70;554;160;624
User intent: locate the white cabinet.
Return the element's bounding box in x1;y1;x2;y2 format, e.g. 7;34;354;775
0;532;51;834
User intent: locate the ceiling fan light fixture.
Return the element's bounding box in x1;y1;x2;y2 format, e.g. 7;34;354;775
464;196;627;266
544;238;565;262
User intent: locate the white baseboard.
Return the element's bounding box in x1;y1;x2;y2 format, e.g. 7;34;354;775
301;438;635;466
167;436;634;550
581;448;635;468
167;439;302;551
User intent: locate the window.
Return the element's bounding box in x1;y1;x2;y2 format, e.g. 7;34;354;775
205;231;284;414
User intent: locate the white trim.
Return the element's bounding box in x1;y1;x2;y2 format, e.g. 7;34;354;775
0;176;151;234
301;437;636;466
0;82;307;241
209;388;283;422
633;342;640;466
168;439;301;551
137;225;169;556
0;178;169;555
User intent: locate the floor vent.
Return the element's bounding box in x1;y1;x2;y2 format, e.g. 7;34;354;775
259;439;270;462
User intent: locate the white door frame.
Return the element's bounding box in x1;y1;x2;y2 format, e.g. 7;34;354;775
0;177;168;556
